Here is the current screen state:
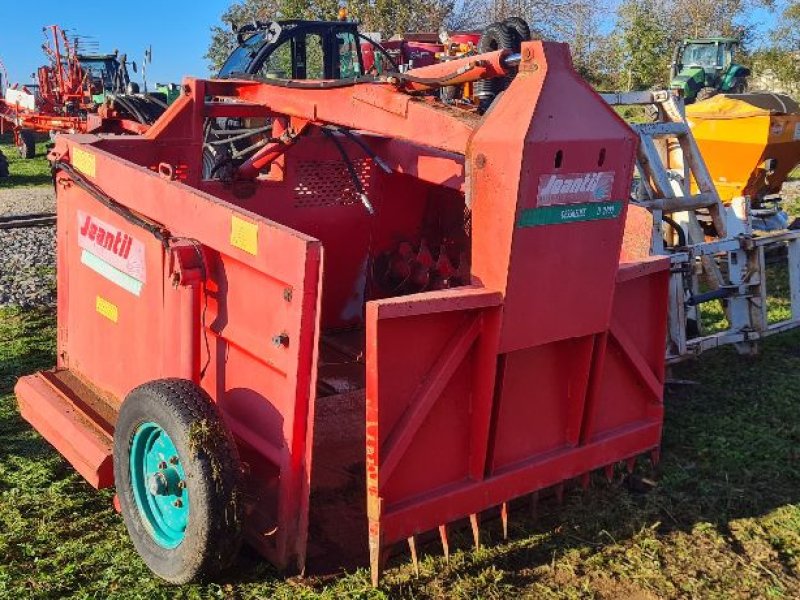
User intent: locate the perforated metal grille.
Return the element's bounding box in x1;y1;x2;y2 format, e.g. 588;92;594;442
293;159;373;208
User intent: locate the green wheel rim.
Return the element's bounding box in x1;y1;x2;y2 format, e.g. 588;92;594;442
129;422;189;549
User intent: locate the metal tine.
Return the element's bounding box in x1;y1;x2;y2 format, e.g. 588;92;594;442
408;536;420;576
604;464;615;483
469;513;480;550
554;481;565;504
626;456;637;474
438;524;450;563
650;448;661;466
500;502;509;540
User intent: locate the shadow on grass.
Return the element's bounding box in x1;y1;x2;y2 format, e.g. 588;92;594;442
0;172;52;188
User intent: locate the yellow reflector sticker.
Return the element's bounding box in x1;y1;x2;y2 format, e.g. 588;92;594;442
72;147;96;178
96;296;119;322
230;215;258;255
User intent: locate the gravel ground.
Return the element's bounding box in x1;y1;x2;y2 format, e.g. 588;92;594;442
0;186;56;308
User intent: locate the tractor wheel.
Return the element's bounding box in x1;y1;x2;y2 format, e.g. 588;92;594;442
477;22;515;53
113;378;244;584
17;130;36;159
0;150;8;178
502;17;532;44
695;87;718;102
476;23;516;112
731;77;748;94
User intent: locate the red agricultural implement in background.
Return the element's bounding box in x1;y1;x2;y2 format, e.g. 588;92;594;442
14;35;672;585
0;25;165;163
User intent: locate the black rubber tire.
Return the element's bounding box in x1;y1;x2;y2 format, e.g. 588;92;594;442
0;150;8;178
478;22;515;53
18;129;36;159
503;17;532;43
731;77;748;94
695;87;718;102
114;378;244;584
476;22;516;113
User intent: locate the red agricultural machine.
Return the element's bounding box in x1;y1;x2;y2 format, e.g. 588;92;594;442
14;35;672;585
0;25;165;163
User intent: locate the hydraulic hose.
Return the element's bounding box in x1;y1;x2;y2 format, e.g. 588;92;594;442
321;128;375;215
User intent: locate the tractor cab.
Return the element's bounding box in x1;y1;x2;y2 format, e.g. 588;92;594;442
669;38;749;103
78;52;138;101
218;19;397;81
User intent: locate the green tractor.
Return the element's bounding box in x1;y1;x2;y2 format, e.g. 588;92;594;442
669;37;750;103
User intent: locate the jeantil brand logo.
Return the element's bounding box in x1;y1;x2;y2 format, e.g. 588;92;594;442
78;211;146;284
80;214;134;259
537;171;615;206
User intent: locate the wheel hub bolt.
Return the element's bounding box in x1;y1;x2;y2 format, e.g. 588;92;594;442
178;480;187;489
173;499;183;508
169;456;179;465
158;460;167;470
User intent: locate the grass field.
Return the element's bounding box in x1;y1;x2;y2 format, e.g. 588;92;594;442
1;298;799;598
0;133;52;188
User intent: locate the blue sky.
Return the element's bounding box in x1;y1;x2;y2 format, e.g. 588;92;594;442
1;1;231;86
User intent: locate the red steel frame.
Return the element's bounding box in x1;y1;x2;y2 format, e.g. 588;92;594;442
15;41;670;583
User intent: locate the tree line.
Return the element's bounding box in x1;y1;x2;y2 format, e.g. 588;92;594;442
206;0;800;94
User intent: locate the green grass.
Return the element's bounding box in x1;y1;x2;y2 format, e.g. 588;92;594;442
1;300;799;598
0;132;52;187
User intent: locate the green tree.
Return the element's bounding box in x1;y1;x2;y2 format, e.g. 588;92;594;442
615;0;670;89
748;2;800;96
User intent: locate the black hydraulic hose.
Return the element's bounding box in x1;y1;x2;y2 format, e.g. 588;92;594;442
662;214;687;247
686;287;735;307
146;94;169;110
331;127;393;174
321;128;375;215
53;160;170;245
111;94;149;124
245;75;378;89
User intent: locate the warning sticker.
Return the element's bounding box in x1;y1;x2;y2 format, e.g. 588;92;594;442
230;215;259;255
72;147;96;178
537;171;615;206
96;296;119;322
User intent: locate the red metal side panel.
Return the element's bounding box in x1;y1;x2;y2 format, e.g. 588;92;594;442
365;259;670;584
488;336;595;472
56;182;168;402
365;287;502;577
49;141;323;573
581;257;670;444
